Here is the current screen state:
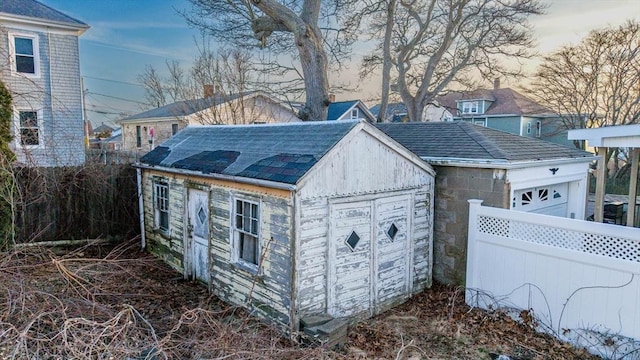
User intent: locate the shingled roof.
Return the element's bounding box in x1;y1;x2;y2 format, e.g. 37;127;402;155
139;121;360;184
437;88;551;116
0;0;88;28
120;92;258;122
376;122;593;163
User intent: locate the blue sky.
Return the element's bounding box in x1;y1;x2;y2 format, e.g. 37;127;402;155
40;0;640;127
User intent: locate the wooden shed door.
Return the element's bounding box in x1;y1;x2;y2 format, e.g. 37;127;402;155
188;189;210;283
374;196;410;307
329;195;411;318
329;201;373;318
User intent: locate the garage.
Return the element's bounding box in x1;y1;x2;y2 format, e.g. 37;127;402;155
512;183;569;217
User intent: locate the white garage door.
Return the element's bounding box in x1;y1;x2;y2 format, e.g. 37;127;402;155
513;183;568;217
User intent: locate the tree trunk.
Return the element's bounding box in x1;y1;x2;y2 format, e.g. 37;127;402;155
378;0;396;123
296;28;329;121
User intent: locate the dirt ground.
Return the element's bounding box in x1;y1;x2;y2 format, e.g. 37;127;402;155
0;239;598;359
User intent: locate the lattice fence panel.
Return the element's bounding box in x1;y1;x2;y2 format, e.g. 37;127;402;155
476;215;640;263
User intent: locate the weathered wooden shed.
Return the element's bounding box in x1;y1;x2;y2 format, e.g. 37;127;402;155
135;120;435;331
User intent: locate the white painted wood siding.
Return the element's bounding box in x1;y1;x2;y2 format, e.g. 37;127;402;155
295;128;435;318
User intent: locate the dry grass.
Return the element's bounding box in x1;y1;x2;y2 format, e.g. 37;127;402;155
0;240;598;359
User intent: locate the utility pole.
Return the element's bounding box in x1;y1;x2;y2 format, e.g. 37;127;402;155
81;77;89;150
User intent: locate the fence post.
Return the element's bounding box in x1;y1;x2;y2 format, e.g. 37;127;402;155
466;199;483;302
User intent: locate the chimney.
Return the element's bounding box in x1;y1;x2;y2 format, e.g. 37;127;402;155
203;84;214;98
493;78;500;90
329;93;335;103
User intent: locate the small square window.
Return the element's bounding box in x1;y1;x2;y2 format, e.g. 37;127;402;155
350;109;359;119
345;231;360;251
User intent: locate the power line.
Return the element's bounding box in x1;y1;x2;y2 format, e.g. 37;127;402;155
82;75;145;88
86;91;149;105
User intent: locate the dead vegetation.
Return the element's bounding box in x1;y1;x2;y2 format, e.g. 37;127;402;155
0;239;598;359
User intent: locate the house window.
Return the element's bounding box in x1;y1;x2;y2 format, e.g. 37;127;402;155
350;109;359;119
18;110;40;146
536;121;542;137
526;122;532;134
171;123;178;135
154;181;169;233
473;119;486;127
234;199;260;267
462;101;479;114
136;126;142;148
10;33;39;77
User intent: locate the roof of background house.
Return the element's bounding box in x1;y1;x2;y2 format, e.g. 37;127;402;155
327;100;359;121
369;103;409;122
93;123;115;133
139;121;360;184
437;88;551;116
376;121;592;163
118;91;259;123
0;0;88;27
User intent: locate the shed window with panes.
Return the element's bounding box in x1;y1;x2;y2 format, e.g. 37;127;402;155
234;199;260;268
154;181;169;233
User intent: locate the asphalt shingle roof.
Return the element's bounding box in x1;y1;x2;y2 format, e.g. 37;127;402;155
376;121;592;162
327;101;358;121
140;121;359;184
120;92;255;122
0;0;88;27
437;88;551;116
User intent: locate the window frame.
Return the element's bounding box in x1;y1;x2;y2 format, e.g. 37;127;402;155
14;109;43;149
171;123;179;135
153;181;170;234
232;198;261;272
462;101;479;114
536;120;542;137
9;32;40;78
350;108;359;119
136;125;142;148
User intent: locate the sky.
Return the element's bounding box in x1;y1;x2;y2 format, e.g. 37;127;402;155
40;0;640;127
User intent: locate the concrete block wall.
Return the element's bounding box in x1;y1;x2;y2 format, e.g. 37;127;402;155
432;165;508;285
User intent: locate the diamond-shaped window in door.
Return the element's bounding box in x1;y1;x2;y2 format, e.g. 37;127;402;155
387;223;398;240
345;231;360;251
197;206;207;224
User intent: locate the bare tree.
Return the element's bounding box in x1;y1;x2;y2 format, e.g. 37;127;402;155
183;0;358;121
527;20;640;149
358;0;544;122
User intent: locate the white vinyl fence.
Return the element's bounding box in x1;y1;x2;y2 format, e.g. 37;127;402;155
466;199;640;359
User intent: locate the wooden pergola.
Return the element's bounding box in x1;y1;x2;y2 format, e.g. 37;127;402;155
568;124;640;227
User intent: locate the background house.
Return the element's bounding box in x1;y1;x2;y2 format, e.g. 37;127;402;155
136;120;435;331
435;84;574;147
326;99;376;122
0;0;89;167
117;89;299;152
377;121;594;284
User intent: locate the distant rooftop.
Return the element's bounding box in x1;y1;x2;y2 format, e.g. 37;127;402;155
120;91;258;122
377;121;593;164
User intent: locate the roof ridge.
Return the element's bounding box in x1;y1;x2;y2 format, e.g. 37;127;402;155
458;122;508;159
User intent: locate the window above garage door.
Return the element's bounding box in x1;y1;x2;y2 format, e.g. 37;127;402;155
512;183;568;217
